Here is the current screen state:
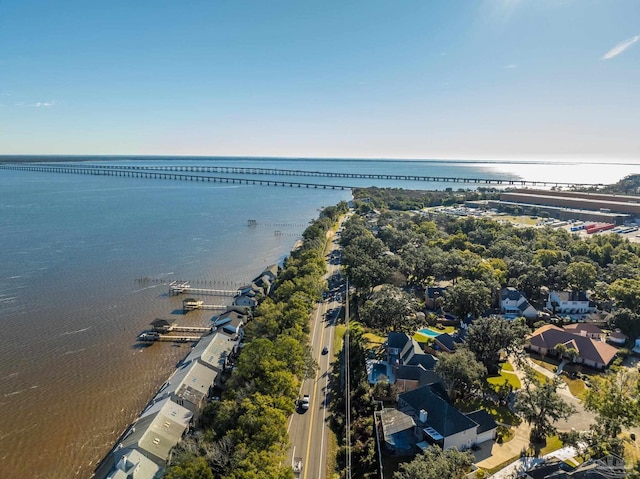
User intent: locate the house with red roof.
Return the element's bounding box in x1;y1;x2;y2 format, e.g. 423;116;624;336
527;324;618;370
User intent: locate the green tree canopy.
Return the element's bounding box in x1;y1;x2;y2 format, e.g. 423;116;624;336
566;261;598;292
583;369;640;438
359;285;418;333
465;317;528;374
609;278;640;310
434;347;487;401
393;447;474;479
514;368;576;442
442;279;492;320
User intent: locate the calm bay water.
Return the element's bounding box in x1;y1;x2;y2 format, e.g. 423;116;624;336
0;157;638;479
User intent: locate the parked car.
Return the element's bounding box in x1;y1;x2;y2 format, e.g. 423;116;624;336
322;345;329;355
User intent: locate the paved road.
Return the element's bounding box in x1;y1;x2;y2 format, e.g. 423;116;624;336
287;228;345;479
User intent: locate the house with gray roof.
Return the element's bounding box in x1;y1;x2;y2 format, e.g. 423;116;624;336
500;287;539;320
113;398;193;467
106;449;162;479
396;385;496;451
183;331;239;377
154;360;218;413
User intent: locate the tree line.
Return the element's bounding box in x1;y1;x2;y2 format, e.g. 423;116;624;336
164;202;348;479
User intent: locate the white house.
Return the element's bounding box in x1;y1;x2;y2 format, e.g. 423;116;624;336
546;290;596;315
500;287;538;320
397;385;496;451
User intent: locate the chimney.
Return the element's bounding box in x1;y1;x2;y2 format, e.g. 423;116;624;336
419;409;428;424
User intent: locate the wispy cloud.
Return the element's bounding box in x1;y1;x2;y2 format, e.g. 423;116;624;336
602;35;640;60
33;100;57;107
503;64;517;69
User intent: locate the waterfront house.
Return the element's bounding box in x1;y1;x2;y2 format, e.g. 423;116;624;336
183;331;239;377
396;385;497;451
258;263;279;283
233;293;258;308
527;324;618;370
546;290;596;316
113;398;192;468
500;287;538;320
154;360;218;413
106;448;162;479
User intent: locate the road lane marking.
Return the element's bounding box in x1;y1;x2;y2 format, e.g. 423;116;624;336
303;303;328;479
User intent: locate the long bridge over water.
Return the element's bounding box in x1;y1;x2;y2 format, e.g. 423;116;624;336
0;163;606;188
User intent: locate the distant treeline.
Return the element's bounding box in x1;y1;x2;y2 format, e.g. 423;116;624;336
573;173;640;196
353;186;500;210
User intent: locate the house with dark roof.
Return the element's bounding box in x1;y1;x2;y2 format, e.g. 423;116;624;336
396;385;497;450
378;408;416;455
522;454;625;478
546;291;596;316
500;287;539;320
608;329;628;345
394;365;444;395
433;332;463;353
214;308;250;339
527;324;618;370
386;332;438;372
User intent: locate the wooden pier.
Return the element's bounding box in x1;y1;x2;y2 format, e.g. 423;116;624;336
138;321;213;343
137;332;203;343
170;280;238;297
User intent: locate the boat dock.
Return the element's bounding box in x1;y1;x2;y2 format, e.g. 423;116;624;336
137;332;204;343
137;320;213;343
170;280;238;297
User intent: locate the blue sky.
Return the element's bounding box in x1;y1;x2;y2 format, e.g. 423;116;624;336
1;0;638;160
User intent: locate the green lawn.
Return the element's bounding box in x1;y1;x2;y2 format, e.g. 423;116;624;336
539;435;564;455
487;364;522;391
334;324;346;353
501;362;515;372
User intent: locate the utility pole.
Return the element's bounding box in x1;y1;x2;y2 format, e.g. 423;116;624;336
344;276;351;479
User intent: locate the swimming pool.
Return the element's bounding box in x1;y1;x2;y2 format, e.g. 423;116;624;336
418;328;442;338
371;363;389;382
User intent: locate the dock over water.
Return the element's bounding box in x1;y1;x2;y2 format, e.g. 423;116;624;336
170;280;238;297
